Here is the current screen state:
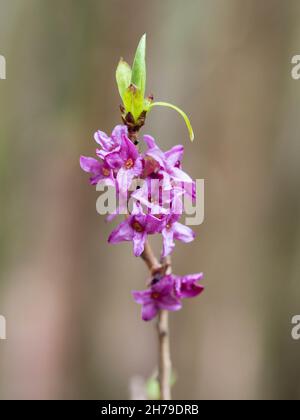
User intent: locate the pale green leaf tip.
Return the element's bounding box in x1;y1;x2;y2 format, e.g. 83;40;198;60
138;33;147;46
131;34;147;97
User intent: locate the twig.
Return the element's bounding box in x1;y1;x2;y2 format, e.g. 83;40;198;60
141;243;172;400
157;309;172;400
140;241;161;275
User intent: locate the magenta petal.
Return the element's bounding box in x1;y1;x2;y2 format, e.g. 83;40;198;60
153;276;174;295
173;222;195;243
177;273;205;298
162;228;175;257
89;174;103;185
180;283;204;298
184;273;204;283
158;295;182;312
105;152;124;170
143;135;157;149
142;303;158;321
108;220;133;244
80;156;101;174
146;149;166;168
132;290;152;305
94;130;111;148
133;156;143;177
94;125;125;150
125;135;139;161
165;145;184;166
112;124;127;143
170;167;193;183
96;147;121;160
133;231;146;257
145;215;163;234
96;148;109;159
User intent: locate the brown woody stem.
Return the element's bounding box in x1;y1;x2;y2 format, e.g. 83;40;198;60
141;243;172;401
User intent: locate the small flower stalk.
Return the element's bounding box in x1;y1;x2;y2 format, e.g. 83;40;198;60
80;34;204;400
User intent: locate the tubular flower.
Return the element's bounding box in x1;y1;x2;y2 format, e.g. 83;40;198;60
79;156;114;186
108;205;162;256
132;276;182;321
132;273;204;321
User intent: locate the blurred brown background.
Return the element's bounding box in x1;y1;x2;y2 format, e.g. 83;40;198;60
0;0;300;400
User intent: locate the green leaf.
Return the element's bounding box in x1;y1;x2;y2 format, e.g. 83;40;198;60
131;34;146;98
116;58;132;102
123;84;144;120
149;101;195;141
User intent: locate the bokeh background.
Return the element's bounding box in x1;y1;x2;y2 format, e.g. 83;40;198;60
0;0;300;400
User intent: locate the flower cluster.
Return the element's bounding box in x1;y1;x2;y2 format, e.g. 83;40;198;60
132;273;204;321
80;124;204;320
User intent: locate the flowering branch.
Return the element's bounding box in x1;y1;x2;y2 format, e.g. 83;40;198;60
80;34;204;400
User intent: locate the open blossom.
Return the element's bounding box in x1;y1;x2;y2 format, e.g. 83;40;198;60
108;205;162;256
79;156;115;186
94;125;124;159
145;135;196;202
132;273;204;321
131;135;196;212
144;135;194;185
174;273;204;298
82;125;143;191
132;276;182;321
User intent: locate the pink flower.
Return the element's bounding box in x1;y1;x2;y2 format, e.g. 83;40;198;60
144;135;193;185
132;273;204;321
175;273;204;299
79;156;114;186
94;125;124;159
132;276;182;321
130;135;196;211
108;206;162;256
